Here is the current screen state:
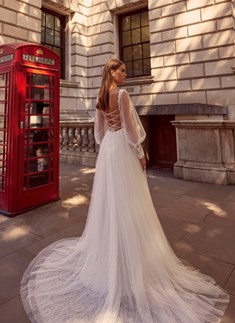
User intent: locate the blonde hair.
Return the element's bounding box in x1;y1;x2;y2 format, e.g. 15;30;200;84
96;58;124;111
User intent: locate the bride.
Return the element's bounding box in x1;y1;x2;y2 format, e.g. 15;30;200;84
21;59;229;323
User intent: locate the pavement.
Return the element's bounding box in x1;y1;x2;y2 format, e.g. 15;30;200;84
0;163;235;323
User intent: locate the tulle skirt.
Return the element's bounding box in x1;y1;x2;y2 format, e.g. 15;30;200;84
21;129;229;323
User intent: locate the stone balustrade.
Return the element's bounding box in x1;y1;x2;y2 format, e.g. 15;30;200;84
60;121;98;167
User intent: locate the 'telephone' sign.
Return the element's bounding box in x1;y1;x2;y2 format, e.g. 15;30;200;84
0;54;14;64
22;54;55;66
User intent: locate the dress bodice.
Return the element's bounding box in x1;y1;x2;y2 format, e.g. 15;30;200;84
102;107;122;132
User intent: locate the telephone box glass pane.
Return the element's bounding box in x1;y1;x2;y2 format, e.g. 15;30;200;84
24;72;55;190
0;73;8;191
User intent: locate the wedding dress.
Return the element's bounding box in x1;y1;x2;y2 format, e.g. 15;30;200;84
21;89;229;323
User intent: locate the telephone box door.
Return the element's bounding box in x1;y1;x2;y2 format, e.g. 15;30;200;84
19;68;59;210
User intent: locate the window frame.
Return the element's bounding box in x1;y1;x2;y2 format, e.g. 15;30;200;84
118;8;151;78
41;7;66;79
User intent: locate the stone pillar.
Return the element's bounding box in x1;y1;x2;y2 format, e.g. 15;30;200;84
172;120;235;184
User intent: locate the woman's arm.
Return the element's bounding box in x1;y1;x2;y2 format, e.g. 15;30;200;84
94;109;106;144
120;90;146;160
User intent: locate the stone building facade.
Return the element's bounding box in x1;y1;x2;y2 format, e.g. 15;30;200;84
0;0;235;183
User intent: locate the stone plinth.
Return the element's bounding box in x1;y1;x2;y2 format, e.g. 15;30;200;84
172;120;235;184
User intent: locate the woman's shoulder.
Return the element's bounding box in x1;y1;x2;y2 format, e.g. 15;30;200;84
119;88;130;100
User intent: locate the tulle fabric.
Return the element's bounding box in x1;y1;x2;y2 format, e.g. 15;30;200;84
21;127;229;323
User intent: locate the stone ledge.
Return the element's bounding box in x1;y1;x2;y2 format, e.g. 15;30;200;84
172;120;235;128
174;160;235;185
136;104;227;116
60;151;97;168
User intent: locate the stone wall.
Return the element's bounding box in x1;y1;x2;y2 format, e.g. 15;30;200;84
0;0;41;44
1;0;234;117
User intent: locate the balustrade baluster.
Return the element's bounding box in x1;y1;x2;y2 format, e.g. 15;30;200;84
68;127;76;150
88;127;95;152
81;127;89;151
61;126;69;150
75;127;82;151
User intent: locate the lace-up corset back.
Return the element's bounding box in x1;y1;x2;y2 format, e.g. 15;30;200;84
102;90;122;132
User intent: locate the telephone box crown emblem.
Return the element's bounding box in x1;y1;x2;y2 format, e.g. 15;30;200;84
36;48;43;55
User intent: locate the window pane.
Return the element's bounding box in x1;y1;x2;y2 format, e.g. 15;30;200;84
41;26;45;42
132;45;142;60
133;60;143;76
46;14;54;28
41;12;45;24
123;31;131;46
31;74;50;86
143;58;151;74
142;26;150;42
132;29;141;44
53;47;61;58
122;16;130;31
46;29;54;44
143;43;150;58
141;12;148;26
55;31;61;46
125;61;133;77
55;17;61;31
0;103;5;114
123;47;132;61
131;14;140;28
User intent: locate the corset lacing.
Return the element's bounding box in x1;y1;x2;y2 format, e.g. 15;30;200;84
103;108;122;132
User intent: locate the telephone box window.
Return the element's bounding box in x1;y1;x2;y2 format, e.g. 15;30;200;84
119;9;151;78
0;73;8;191
41;8;65;79
24;73;55;189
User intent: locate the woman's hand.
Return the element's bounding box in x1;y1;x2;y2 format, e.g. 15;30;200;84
139;157;147;172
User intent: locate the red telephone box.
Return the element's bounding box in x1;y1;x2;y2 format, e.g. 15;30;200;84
0;43;60;216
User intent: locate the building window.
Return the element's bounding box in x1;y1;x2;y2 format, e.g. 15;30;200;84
41;8;65;79
119;9;151;78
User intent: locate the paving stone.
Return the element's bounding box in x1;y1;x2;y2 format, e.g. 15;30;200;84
158;215;190;244
0;250;34;306
0;296;30;323
205;201;235;222
158;195;210;223
174;247;234;288
225;190;235;202
149;176;199;197
15;202;89;238
0;225;42;258
150;190;179;209
176;215;235;264
24;222;86;256
225;267;235;295
185;183;235;202
221;294;235;323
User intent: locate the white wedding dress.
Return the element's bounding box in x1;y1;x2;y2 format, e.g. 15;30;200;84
21;89;229;323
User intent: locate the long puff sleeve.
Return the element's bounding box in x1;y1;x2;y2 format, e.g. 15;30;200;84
119;89;146;158
94;108;107;144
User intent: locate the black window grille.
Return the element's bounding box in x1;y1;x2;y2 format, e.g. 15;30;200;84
119;9;151;77
41;8;65;79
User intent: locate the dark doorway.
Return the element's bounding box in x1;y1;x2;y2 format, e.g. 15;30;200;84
149;115;177;168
